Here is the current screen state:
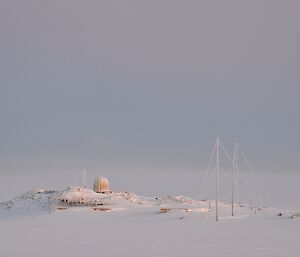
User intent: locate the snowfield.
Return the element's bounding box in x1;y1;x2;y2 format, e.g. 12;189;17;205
1;184;300;257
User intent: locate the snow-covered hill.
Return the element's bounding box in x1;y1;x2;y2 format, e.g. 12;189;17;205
0;186;290;219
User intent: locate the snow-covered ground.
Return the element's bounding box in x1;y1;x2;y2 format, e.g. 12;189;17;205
0;171;300;257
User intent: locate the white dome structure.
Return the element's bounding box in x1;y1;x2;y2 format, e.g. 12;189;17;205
93;177;110;193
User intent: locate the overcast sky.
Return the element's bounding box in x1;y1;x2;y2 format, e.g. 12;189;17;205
0;1;299;173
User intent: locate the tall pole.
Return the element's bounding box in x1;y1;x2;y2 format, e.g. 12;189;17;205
216;136;219;222
232;144;237;216
235;145;239;205
232;146;235;216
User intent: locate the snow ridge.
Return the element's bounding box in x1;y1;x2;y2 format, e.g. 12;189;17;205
0;186;289;219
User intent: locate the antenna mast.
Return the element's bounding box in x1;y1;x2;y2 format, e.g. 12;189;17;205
232;143;238;216
236;144;239;205
215;136;220;222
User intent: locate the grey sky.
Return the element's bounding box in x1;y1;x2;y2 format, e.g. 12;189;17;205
0;1;299;173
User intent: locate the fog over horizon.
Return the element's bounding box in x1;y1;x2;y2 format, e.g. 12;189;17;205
1;1;300;175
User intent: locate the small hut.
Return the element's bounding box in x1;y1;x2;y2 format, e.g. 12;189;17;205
93;177;110;193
